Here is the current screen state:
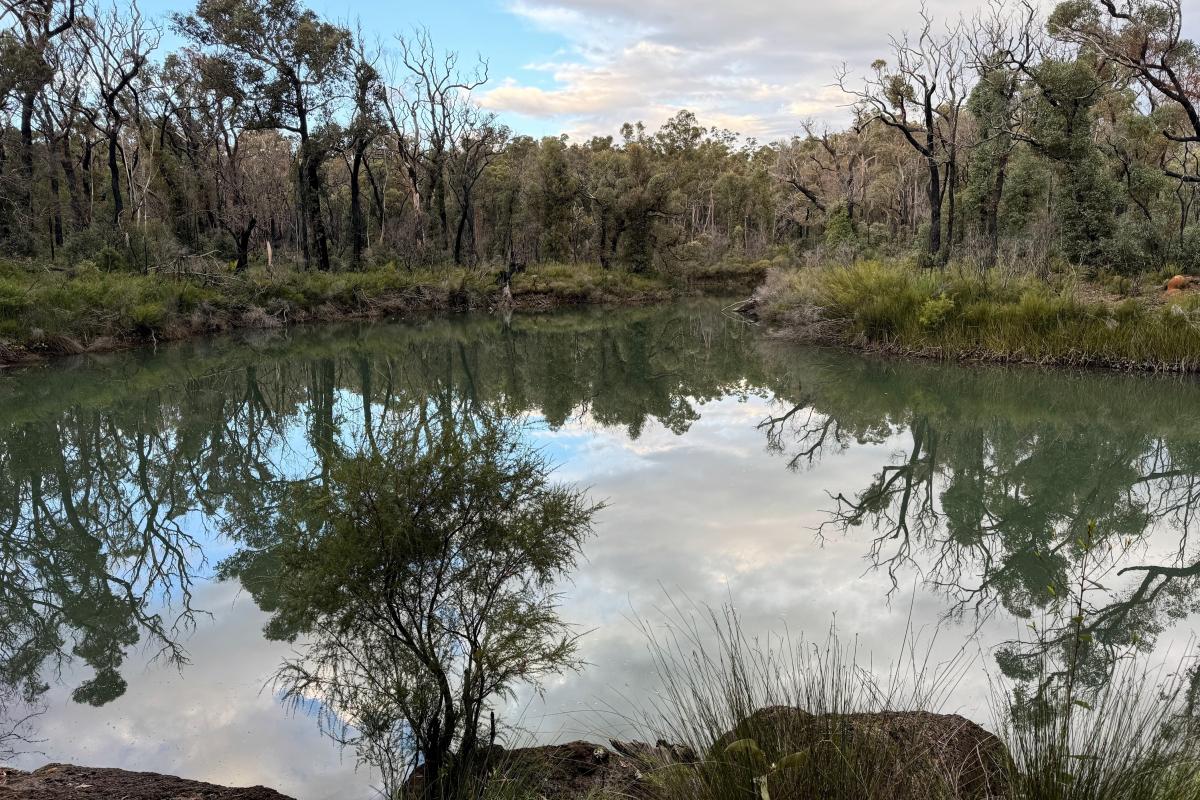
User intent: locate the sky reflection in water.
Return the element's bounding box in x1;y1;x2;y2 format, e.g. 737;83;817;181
3;301;1200;800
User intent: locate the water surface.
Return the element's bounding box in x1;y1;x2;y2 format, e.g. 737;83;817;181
2;301;1200;799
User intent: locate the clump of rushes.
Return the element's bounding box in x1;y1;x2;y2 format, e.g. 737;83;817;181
627;601;979;800
755;260;1200;372
998;658;1200;800
996;521;1200;800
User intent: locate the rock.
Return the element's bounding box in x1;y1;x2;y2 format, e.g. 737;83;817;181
711;706;1009;800
1166;274;1195;291
0;764;296;800
15;709;1007;800
610;738;698;765
492;740;635;798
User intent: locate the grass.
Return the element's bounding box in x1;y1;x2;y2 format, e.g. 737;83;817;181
0;258;759;363
755;260;1200;372
622;605;991;800
999;658;1200;800
599;603;1200;800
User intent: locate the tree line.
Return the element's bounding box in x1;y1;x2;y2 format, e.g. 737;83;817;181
1;0;1199;276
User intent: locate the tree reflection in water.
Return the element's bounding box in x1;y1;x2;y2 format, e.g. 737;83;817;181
0;304;761;745
2;301;1200;748
757;346;1200;688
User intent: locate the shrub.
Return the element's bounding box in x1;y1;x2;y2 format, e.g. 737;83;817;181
755;259;1200;370
919;296;956;331
96;245;126;273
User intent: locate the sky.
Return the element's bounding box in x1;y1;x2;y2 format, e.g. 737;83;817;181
131;0;1200;145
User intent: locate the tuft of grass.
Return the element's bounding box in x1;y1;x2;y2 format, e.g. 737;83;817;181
613;598;1200;800
623;603;987;800
998;657;1200;800
756;260;1200;372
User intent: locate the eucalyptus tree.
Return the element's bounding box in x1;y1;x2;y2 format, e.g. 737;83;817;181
839;7;969;264
0;0;76;233
447;103;507;266
773;122;878;245
1050;0;1200;181
174;0;351;271
536;135;575;261
1016;50;1119;265
381;28;488;260
344;28;382;270
576;136;623;268
178;50;268;271
36;28;88;240
79;0;158;229
964;1;1037;268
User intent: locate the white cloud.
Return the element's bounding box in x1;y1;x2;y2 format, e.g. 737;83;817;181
484;0;1200;141
482;0;998;140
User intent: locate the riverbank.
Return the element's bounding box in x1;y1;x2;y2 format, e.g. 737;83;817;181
752;260;1200;373
0;259;766;367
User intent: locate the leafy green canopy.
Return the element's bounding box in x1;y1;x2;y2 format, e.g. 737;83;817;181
219;416;600;797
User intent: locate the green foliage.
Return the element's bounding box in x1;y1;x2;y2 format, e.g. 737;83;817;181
96;245;126;273
823;205;857;249
0;259;757;355
537;136;576;262
918;295;956;331
219;417;600;798
758;260;1200;370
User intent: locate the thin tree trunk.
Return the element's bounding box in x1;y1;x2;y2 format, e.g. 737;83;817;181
349;145;366;269
108;130;123;225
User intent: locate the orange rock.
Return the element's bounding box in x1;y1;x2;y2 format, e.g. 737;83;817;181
1167;274;1191;290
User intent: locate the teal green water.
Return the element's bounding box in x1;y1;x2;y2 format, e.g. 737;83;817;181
2;300;1200;798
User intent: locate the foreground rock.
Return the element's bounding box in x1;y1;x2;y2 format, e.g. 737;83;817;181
494;708;1008;799
0;764;295;800
402;739;696;799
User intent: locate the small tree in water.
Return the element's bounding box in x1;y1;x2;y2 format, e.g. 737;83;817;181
221;420;600;799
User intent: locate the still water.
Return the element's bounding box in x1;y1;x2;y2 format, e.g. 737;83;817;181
2;300;1200;799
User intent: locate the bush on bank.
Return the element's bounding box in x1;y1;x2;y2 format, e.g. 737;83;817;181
755;260;1200;371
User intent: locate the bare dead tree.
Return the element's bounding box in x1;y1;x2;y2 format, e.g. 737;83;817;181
79;0;158;228
381;28;487;258
838;4;968;264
